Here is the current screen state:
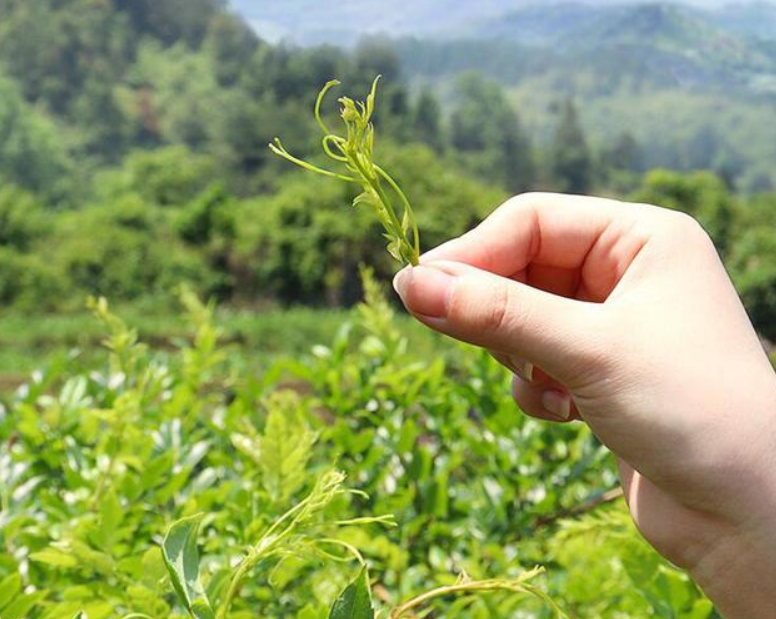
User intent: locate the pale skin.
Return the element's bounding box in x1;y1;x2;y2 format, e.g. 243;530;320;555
392;193;776;619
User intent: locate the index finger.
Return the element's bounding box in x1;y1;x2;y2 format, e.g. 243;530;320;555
421;192;644;276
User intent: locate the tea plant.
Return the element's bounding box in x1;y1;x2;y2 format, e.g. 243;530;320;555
270;78;421;266
0;277;716;618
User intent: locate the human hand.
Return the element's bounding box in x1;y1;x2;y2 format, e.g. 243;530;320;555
393;193;776;619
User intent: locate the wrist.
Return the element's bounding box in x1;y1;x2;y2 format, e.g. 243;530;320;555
689;525;776;619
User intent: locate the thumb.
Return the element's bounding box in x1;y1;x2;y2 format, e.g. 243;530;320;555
393;261;607;386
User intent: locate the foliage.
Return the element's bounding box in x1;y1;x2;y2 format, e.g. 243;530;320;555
0;280;716;617
95;147;221;208
0;78;73;200
0;185;48;251
729;223;776;341
547;100;594;194
450;73;534;193
632;170;738;255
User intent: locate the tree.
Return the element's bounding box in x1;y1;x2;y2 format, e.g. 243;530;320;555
450;73;534;193
176;183;236;246
729;226;776;341
113;0;226;48
631;169;738;255
602;132;643;172
548;99;593;194
352;37;402;85
203;13;261;87
0;77;72;200
0;0;132;117
94;146;220;207
412;88;445;152
128;41;224;149
0;185;48;251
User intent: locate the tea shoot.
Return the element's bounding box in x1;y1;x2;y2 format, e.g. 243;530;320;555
270;77;421;266
388;568;570;619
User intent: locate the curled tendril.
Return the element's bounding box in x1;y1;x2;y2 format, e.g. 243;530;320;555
270;76;421;266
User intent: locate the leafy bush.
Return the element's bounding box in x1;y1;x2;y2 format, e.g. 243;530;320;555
0;247;63;310
631;170;738;254
729;226;776;341
0;184;48;251
0;78;73;200
94;147;221;208
0;278;715;617
175;184;237;247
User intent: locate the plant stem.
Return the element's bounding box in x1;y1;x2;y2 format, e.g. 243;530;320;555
536;487;624;528
217;487;323;618
375;165;421;262
388;570;568;619
349;154;417;265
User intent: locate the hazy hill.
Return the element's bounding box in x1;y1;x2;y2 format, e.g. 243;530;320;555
231;0;776;44
710;2;776;38
385;2;776;192
397;2;776;92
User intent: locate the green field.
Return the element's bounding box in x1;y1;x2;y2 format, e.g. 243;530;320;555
0;277;715;618
0;300;449;388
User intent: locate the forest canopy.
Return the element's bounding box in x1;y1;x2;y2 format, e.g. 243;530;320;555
0;0;774;342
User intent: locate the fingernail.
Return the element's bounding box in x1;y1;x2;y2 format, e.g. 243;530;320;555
393;267;410;298
393;265;455;319
506;357;534;382
542;390;572;420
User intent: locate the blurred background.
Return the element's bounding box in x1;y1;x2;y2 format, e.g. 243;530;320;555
1;0;775;382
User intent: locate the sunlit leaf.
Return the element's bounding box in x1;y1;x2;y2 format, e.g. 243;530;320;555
161;513;215;619
328;569;374;619
0;573;22;610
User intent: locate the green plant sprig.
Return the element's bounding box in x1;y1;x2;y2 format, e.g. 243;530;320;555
159;471;392;619
270;77;421;266
387;567;570;619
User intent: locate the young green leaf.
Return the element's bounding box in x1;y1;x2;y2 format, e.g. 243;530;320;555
270;77;421;266
0;574;22;611
329;568;374;619
162;513;216;619
259;393;317;503
29;546;78;568
1;591;46;619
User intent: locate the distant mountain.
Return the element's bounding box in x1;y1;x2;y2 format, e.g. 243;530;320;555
393;2;776;94
709;2;776;39
226;0;776;192
229;0;531;44
229;0;776;45
470;1;775;49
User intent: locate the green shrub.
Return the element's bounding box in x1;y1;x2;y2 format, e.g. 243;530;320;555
0;247;63;310
729;226;776;341
631;170;738;254
0;279;714;618
0;184;48;251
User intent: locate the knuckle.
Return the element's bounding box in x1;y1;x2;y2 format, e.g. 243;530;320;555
662;210;717;253
669;209;704;236
449;277;515;337
480;280;512;335
503;192;544;215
